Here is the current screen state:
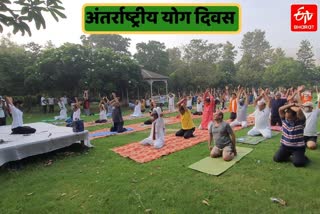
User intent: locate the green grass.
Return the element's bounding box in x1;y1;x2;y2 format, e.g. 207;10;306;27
1;105;320;213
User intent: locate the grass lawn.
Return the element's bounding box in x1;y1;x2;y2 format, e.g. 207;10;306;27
1;105;320;213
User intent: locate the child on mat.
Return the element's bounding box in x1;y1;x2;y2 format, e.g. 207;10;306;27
55;97;67;120
141;107;165;149
273;102;309;167
208;111;236;161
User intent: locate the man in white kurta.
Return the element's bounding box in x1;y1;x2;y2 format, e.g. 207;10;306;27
247;90;272;139
141;107;165;149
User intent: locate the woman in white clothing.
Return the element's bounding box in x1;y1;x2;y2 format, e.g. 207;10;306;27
54;97;68;120
131;100;143;117
141;107;165;149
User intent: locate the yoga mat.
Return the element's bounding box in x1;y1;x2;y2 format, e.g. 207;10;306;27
41;119;56;123
112;129;208;163
188;146;253;176
89;128;134;138
237;131;280;145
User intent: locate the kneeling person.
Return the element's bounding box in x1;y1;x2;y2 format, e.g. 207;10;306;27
208;112;236;161
273;103;309;167
141;107;165;149
175;98;195;139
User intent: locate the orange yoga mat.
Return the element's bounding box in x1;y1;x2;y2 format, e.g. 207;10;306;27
112;129;208;163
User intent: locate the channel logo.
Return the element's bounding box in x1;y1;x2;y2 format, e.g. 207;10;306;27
291;4;317;32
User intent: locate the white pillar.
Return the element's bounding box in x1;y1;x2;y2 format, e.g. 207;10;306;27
165;80;168;95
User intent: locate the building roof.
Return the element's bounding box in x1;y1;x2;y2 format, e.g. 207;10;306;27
141;68;169;80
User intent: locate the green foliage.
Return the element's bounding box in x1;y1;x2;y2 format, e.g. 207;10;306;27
0;0;66;36
296;40;315;70
134;40;169;75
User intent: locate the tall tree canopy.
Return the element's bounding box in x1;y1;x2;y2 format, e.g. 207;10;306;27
134;40;169;75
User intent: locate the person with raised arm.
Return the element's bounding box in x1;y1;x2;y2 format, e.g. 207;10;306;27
110;93;127;133
199;89;214;130
175;97;196;139
4;96;36;134
230;87;249;128
273;102;309;167
247;89;272;138
141;107;165;149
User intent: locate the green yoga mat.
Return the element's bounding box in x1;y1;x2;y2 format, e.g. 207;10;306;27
188;147;253;176
237;132;280;145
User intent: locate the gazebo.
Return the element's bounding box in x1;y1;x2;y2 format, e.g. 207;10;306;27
141;68;169;96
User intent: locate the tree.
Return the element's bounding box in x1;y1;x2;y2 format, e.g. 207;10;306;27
263;58;305;88
183;39;223;64
270;47;286;64
80;34;131;55
0;0;66;36
134;40;169;75
296;40;315;70
237;29;272;86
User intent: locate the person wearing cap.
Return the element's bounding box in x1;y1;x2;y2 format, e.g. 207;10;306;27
270;91;287;126
0;96;7;126
230;87;249;128
199;89;215;130
208;111;237;161
301;101;320;150
229;92;237;122
4;96;36;134
273;102;309;167
247;89;272;138
176;98;196;139
141;107;165;149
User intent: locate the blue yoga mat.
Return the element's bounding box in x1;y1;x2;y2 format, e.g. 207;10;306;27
89;128;134;138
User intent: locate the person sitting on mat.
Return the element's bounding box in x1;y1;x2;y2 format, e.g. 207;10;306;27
230;87;249;128
273;102;309;167
131;100;143;117
95;100;107;123
141;107;165;149
208;111;236;161
110;93;127;133
247;89;272;139
175;98;195;139
4;96;36;134
144;99;157;125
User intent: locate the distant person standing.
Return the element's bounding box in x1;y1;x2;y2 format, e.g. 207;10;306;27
48;97;55;113
0;96;7;126
168;93;175;112
83;90;91;116
40;95;47;114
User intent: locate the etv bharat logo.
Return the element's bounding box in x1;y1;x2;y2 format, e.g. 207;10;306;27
291;4;317;32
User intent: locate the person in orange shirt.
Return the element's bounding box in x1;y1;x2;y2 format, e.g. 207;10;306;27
229;92;237;121
299;85;312;104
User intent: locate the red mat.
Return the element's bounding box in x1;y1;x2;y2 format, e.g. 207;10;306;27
112;129;208;163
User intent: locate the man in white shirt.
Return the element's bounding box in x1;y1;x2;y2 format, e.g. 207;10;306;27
141;107;165;149
247;90;272;138
5;97;36;134
301;101;320;150
41;96;47;114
